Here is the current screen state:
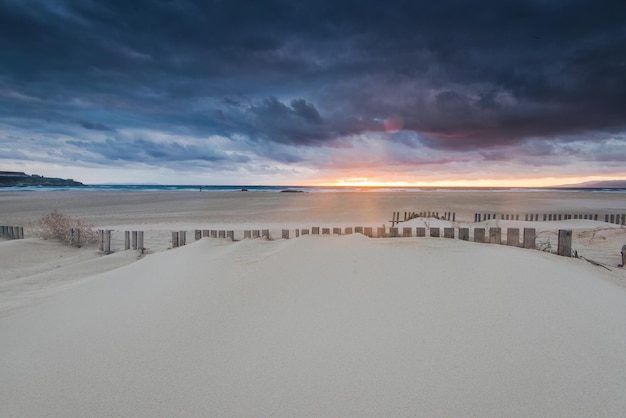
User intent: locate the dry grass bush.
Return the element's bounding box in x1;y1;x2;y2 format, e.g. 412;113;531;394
39;210;98;244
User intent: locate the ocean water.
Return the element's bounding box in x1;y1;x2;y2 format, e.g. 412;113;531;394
1;184;625;193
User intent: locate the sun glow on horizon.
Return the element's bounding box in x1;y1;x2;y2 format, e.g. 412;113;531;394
313;175;626;188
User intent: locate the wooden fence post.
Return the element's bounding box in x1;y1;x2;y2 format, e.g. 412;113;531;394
282;229;290;239
489;227;501;244
312;227;320;234
459;228;469;241
621;245;626;267
416;227;426;237
195;230;202;240
403;227;412;237
262;229;269;239
430;227;440;238
377;227;386;238
557;229;572;257
203;230;210;237
507;228;520;247
474;228;486;243
218;230;225;239
355;226;363;234
125;231;130;250
333;227;342;235
179;231;186;246
252;230;260;238
345;227;353;234
132;231;138;250
244;230;251;239
443;227;454;239
104;230;112;254
322;228;330;235
523;228;536;249
364;227;373;237
301;229;310;235
227;231;234;240
137;231;144;252
390;227;399;237
172;232;179;248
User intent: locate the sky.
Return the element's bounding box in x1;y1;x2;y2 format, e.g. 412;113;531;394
1;0;625;186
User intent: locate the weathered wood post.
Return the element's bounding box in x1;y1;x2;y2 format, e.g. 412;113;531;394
137;231;144;252
312;227;320;234
333;227;342;235
390;227;399;237
301;229;310;235
282;229;290;239
195;230;202;240
364;227;373;237
474;228;486;243
345;227;353;234
203;230;210;237
262;229;269;239
252;230;260;238
210;230;217;238
489;227;501;244
459;228;469;241
507;228;520;247
244;230;251;239
322;228;330;235
620;245;626;268
98;230;104;251
104;230;112;254
403;227;412;237
227;231;234;240
430;227;440;238
218;230;226;239
443;227;454;239
355;226;364;234
557;229;572;257
132;231;138;250
125;231;130;250
172;232;179;248
179;231;186;246
416;227;426;237
523;228;536;249
295;229;300;238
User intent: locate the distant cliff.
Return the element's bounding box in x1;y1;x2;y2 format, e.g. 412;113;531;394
0;171;84;187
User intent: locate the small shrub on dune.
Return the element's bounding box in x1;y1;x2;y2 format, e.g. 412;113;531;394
39;210;98;244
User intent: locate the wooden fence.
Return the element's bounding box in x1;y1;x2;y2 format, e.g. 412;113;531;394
390;211;455;226
187;226;578;257
0;225;24;239
474;212;626;224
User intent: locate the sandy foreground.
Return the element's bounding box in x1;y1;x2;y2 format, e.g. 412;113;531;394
1;190;626;416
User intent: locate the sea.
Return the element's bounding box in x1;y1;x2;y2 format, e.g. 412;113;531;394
1;184;625;193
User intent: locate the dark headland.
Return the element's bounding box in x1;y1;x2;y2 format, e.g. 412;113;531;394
0;171;83;187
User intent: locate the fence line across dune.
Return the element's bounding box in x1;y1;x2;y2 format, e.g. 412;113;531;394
0;225;24;240
473;212;626;224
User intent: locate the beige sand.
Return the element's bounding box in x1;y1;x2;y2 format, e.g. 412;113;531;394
1;190;626;416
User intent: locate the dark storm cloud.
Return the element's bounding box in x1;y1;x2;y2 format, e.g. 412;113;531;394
79;121;116;132
1;0;625;166
66;135;249;164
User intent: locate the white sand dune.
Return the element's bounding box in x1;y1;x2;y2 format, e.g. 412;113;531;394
2;235;626;417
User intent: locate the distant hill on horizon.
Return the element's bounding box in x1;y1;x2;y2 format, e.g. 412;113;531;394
0;171;83;187
558;179;626;188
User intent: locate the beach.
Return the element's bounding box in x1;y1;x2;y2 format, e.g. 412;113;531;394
1;190;626;416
